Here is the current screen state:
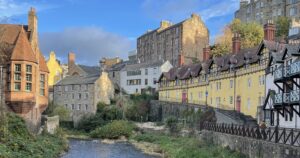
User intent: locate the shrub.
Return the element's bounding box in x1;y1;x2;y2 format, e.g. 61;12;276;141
90;120;135;139
97;102;109;113
165;116;180;134
52;106;70;121
102;105;123;120
76;113;106;132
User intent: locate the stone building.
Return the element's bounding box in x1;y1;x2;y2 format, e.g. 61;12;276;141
235;0;300;25
100;57;122;69
120;60;173;94
53;53;114;126
53;71;114;126
0;7;49;132
137;13;209;66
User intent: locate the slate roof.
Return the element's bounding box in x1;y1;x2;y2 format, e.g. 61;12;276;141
55;73;100;85
159;40;289;82
122;60;165;71
78;65;100;75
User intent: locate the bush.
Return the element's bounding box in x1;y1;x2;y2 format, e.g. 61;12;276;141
0;113;67;158
102;105;123;121
97;102;109;113
165;116;180;134
90;120;135;139
52;106;70;121
76;113;106;132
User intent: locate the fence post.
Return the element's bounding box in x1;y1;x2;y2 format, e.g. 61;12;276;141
275;126;279;143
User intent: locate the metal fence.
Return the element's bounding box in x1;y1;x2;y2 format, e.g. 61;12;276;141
202;122;300;147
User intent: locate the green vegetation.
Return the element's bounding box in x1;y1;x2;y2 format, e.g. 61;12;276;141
132;133;245;158
0;113;68;158
44;102;70;121
275;16;291;38
211;19;264;56
90;120;136;139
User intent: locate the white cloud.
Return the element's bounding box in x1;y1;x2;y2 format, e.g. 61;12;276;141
199;0;239;21
142;0;239;21
0;0;57;21
40;27;134;66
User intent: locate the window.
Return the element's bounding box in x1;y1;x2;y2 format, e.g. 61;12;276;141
153;68;157;74
145;79;148;85
14;82;21;91
78;93;81;99
230;96;233;104
153;78;157;84
72;104;75;110
15;64;21;72
7;83;10;91
190;92;193;101
78;104;81;110
289;7;297;16
248;78;252;87
64;86;68;92
230;80;233;88
85;93;88;99
85;104;88;111
40;74;45;96
127;70;141;76
72;93;75;99
136;89;138;93
14;73;21;81
247;98;251;110
26;74;32;82
127;79;141;85
112;72;115;78
26;65;32;73
145;69;148;75
25;83;32;92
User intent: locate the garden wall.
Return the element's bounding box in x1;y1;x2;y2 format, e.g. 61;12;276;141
199;130;300;158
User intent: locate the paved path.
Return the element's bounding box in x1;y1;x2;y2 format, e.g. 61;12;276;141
214;109;241;124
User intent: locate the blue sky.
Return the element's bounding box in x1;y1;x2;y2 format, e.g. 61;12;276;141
0;0;239;65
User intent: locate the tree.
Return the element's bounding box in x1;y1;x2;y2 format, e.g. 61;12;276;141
52;106;70;121
229;19;264;49
212;19;264;57
211;26;233;56
275;16;291;38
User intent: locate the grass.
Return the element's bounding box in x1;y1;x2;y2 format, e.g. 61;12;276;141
132;133;246;158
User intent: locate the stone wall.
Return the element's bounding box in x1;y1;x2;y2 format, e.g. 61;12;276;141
199;130;300;158
42;115;59;134
149;100;207;122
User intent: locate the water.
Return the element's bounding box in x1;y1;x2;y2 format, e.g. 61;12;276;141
62;139;158;158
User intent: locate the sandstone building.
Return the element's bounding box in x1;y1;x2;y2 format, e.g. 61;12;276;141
0;8;49;132
235;0;300;25
137;13;209;66
47;51;63;87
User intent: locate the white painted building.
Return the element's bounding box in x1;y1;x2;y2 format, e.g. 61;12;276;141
120;61;173;94
264;44;300;129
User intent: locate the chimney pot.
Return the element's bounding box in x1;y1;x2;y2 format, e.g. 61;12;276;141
203;45;210;61
232;33;241;54
264;20;276;41
178;54;184;66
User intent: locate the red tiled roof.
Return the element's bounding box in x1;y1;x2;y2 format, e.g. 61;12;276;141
10;27;37;63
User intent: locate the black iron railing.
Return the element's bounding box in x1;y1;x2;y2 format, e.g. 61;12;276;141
201;122;300;147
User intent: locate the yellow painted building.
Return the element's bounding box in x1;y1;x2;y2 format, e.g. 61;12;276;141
47;51;63;86
158;40;276;118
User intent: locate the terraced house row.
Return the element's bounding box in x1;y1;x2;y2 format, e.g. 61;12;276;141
158;21;283;120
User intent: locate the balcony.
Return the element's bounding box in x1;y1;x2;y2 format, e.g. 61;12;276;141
274;67;283;81
274;90;300;106
274;61;300;81
290;61;300;77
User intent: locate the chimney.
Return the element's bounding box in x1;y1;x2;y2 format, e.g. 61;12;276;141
203;45;210;61
160;20;172;29
178;54;184;66
264;20;275;41
28;7;39;54
232;33;241;54
68;52;75;67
